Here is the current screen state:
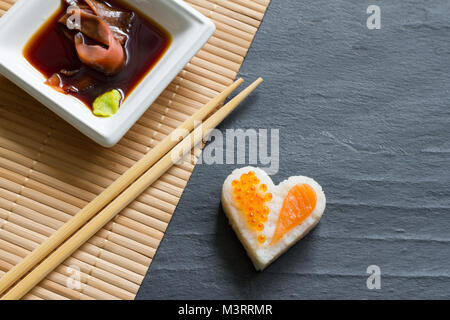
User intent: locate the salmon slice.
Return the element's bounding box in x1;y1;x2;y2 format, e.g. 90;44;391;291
270;184;317;245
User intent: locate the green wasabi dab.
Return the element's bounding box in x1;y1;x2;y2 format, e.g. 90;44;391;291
92;89;122;117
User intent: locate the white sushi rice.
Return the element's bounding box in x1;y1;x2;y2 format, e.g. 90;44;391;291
222;166;326;271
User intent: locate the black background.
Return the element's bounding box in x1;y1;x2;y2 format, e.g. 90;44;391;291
137;0;450;299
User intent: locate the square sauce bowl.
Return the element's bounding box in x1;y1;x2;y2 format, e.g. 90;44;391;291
0;0;215;147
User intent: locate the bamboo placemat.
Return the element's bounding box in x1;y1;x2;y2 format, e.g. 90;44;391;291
0;0;270;300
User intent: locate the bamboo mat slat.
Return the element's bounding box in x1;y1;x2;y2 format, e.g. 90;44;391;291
0;0;270;300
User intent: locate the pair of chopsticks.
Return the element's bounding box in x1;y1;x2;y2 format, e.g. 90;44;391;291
0;77;263;300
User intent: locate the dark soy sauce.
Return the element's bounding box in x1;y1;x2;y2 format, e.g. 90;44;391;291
24;0;171;108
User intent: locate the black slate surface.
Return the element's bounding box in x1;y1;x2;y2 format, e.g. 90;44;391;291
136;0;450;299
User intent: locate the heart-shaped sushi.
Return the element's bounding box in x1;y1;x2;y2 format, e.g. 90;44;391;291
222;167;326;270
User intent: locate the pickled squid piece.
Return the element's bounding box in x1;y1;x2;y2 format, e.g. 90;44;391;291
85;0;134;45
46;72;95;93
60;0;133;45
58;1;126;75
75;31;125;75
46;74;65;93
58;8;110;45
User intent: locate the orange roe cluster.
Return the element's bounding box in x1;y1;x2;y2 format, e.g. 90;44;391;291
232;171;273;244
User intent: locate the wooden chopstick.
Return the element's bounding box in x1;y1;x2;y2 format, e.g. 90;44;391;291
1;77;263;300
0;78;244;297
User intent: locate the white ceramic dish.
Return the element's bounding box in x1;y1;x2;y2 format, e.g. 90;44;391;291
0;0;215;147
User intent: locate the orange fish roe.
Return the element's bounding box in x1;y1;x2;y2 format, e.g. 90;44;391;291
232;171;272;244
258;234;266;244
